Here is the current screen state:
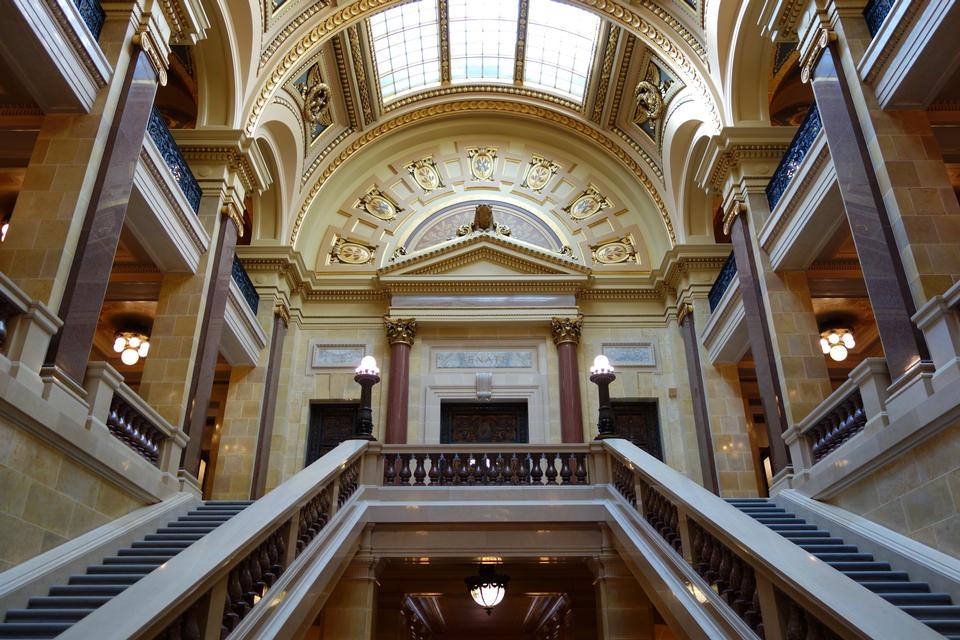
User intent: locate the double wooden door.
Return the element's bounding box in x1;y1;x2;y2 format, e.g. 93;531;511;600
611;400;663;461
305;402;358;466
440;401;529;444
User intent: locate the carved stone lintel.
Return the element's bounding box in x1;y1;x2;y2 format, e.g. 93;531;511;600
385;317;417;346
551;316;583;346
275;303;290;327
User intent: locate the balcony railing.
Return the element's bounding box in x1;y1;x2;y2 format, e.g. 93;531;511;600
232;255;260;315
73;0;106;39
805;389;867;464
708;251;737;312
106;391;169;466
864;0;896;36
146;108;201;214
381;446;591;486
765;103;822;211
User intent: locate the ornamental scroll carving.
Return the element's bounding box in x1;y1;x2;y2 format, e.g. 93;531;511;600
633;80;664;125
551;316;583;346
300;65;333;126
384;317;417;346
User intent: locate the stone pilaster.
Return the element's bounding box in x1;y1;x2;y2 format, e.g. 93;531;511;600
591;556;654;639
677;302;719;494
552;316;585;443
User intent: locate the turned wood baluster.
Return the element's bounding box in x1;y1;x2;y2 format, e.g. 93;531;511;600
725;556;742;606
691;524;705;571
249;553;264;599
438;453;450;485
466;455;478;485
384;454;397;485
451;453;463;484
560;454;572;484
716;547;732;597
545;453;559;485
399;454;413;486
706;535;723;584
749;586;763;637
669;506;682;551
494;453;506;485
574;453;587;484
239;557;255;607
427;453;439;485
734;564;755;617
481;453;494;485
413;454;426;485
785;602;805;640
531;453;544;485
259;544;273;587
518;453;530;484
183;603;201;640
272;530;286;577
697;531;713;578
509;452;520;485
227;568;247;619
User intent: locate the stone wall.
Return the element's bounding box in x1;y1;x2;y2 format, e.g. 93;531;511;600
0;420;146;570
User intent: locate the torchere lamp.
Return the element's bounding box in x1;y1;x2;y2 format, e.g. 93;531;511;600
590;354;617;439
353;355;381;440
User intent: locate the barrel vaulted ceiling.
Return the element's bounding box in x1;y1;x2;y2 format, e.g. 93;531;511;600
193;0;785;269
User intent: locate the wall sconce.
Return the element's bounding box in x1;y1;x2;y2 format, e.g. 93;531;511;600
819;328;855;362
590;354;616;439
353;355;380;440
113;331;150;366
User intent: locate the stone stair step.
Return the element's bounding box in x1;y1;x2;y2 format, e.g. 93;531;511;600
87;565;156;575
3;609;94;622
143;533;205;542
767;524;818;531
900;605;960;618
845;571;911;582
27;596;112;609
778;531;831;539
48;585;128;597
155;527;217;535
0;622;71;638
102;556;167;565
798;544;858;553
925;620;960;634
825;561;891;571
131;541;193;549
756;518;808;526
811;553;876;562
68;574;143;586
879;593;952;606
860;581;930;593
117;548;180;557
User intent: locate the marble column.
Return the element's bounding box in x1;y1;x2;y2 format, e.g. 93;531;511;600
43;48;159;385
724;206;791;477
804;43;928;381
384;317;416;444
552;316;584;443
179;209;241;479
678;303;719;495
250;304;289;499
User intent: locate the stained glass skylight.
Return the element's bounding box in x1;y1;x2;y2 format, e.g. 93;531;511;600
369;0;441;100
523;0;600;101
448;0;520;83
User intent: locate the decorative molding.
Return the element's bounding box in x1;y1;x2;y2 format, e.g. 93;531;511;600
861;0;924;84
550;316;583;345
591;27;620;123
275;303;291;327
705;143;789;194
721;198;747;236
301;128;355;187
332;32;361;130
521;154;561;192
677;302;693;325
290;100;676;246
564;185;613;220
380;83;582;113
592;236;637;264
438;0;450;83
404;156;444;192
467;147;498;181
355;185;402;221
514;0;530;82
330;237;377;264
347;25;376;126
384;317;417;346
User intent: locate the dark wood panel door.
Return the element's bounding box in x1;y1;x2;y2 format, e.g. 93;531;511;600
305;402;358;466
440;401;529;444
611;400;663;461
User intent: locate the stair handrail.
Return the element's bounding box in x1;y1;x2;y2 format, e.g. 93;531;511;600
601;438;941;640
58;439;369;640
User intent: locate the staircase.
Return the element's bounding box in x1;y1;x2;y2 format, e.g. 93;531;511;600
727;498;960;640
0;500;253;639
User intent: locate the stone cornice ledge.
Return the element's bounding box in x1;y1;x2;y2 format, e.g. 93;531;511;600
695;127;796;194
173;129;273;195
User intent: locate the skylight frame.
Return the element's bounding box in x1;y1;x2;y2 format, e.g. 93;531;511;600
447;0;521;85
522;0;601;103
368;0;443;101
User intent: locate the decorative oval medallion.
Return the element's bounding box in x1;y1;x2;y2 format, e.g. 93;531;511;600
365;195;396;220
413;163;440;191
564;185;612;220
334;241;374;264
521;155;560;193
468;147;497;181
592;236;636;265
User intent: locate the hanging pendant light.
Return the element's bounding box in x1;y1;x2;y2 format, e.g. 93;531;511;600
465;565;509;615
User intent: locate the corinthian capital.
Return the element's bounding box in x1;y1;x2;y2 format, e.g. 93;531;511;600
551;316;583;346
385;317;417;346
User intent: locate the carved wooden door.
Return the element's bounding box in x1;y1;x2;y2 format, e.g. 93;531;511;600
305;402;359;466
440;401;529;444
610;400;663;461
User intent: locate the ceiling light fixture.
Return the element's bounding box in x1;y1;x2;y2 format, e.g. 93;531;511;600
113;331;150;366
819;328;855;362
465;564;509;615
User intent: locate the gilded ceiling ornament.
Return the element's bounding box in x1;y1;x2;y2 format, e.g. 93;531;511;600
560;245;576;260
330;237;376;265
404;157;444;192
551;316;583;346
455;204;512;238
467;147;498;181
391;246;407;261
632;80;664;125
300;65;333;126
384;317;417;346
592;236;637;265
521;155;560;193
356;186;402;221
564;185;612;220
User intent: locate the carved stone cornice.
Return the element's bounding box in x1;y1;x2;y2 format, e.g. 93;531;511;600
385;317;417;346
174;130;272;196
551;316;584;345
702;141;791;194
157;0;209;45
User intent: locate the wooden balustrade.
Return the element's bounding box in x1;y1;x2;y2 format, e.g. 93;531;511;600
221;527;288;635
637;476;682;553
805;389;866;464
337;458;361;506
296;485;333;554
106;394;168;466
381;448;590;487
610;456;636;507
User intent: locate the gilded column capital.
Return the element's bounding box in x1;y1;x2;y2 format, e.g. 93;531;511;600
385;317;417;346
131;2;173;86
799;27;836;83
677;302;694;326
220;194;245;238
551;316;583;346
721;197;747;236
275;303;290;327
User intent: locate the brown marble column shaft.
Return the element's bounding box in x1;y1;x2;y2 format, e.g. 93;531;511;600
728;212;791;476
44;49;158;384
809;46;928;380
180;214;239;477
678;304;719;494
250;305;289;499
552;316;584;443
384;317;416;444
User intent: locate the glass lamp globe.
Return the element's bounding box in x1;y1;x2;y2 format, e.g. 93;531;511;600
465;565;509;615
590;354;614;375
120;347;140;366
356;355;380;376
829;344;848;362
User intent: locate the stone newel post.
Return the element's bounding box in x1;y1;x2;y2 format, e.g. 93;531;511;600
552;316;585;443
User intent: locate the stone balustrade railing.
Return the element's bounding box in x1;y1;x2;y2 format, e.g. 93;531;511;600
864;0;896;36
231;255;260;315
73;0;106;39
147;109;202;214
708;251;737;312
785;358;891;475
602;438;930;639
766;103;822;211
381;445;591;486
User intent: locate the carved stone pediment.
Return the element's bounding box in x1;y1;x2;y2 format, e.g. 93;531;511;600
378;233;590;284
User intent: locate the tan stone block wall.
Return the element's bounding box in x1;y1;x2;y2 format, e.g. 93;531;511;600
706;364;758;498
0;421;146;571
826;422;960;558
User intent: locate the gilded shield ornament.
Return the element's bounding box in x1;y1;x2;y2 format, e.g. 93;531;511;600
331;238;375;265
356;186;401;221
405;157;443;192
521;155;560;193
592;236;636;265
564;185;611;220
467;147;497;181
